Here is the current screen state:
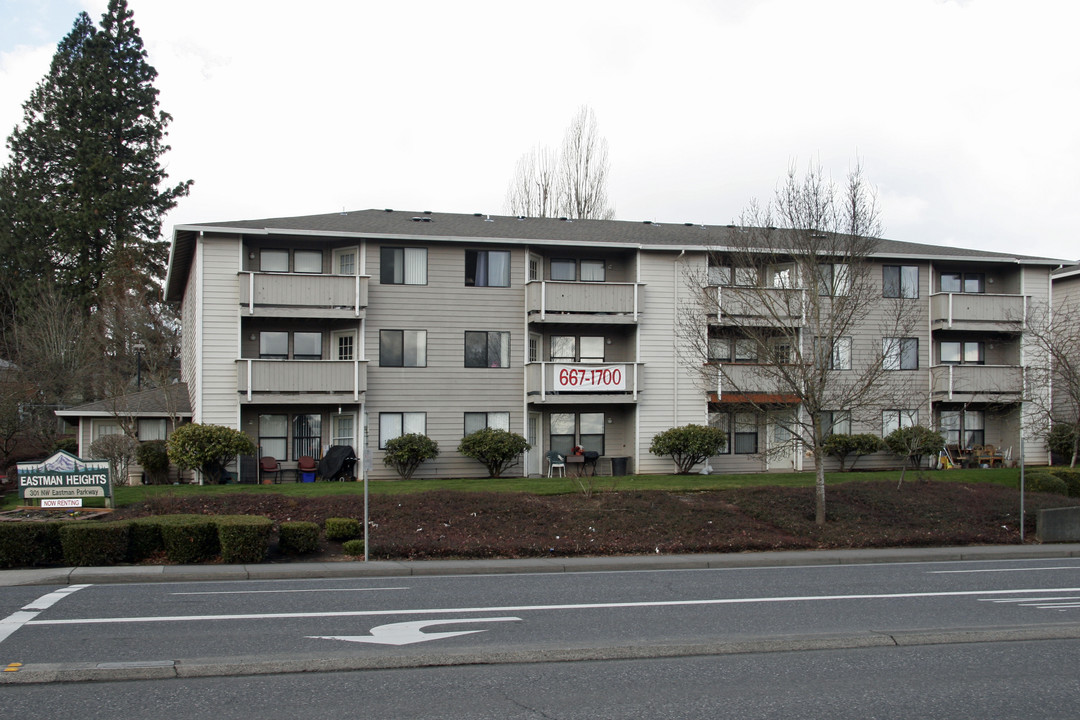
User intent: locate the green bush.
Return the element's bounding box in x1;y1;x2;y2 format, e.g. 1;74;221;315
128;518;165;561
1027;472;1068;496
325;517;361;541
59;522;130;566
0;522;63;568
158;515;220;564
457;428;531;478
167;423;256;484
278;521;320;554
217;515;273;564
823;433;883;471
1047;469;1080;497
342;539;365;557
649;424;728;474
883;425;945;468
1047;423;1080;465
382;433;439;480
136;440;171;484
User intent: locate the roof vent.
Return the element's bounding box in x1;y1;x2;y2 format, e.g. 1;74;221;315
473;213;482;217
384;208;393;212
423;210;432;215
411;217;433;222
517;216;526;221
559;217;569;221
484;215;494;222
683;222;693;226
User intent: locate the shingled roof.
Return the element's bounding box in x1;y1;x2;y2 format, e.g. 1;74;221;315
167;209;1069;301
55;384;191;418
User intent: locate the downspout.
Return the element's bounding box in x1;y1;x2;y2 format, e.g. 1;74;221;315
674;250;685;424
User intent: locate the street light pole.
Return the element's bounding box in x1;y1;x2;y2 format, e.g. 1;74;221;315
133;342;145;390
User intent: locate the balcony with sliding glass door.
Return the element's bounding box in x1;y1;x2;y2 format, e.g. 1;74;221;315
707;263;803;328
526;333;639;404
526;254;642;324
239;245;368;318
929;268;1025;332
929;337;1023;403
237;326;367;404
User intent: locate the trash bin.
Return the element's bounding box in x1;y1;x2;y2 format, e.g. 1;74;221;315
610;456;629;476
301;471;316;483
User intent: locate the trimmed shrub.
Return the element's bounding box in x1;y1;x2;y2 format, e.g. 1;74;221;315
823;433;883;471
382;433;439;480
278;521;320;554
649;424;728;474
217;515;273;564
458;428;531;478
158;515;220;564
342;539;365;557
59;522;131;566
1047;423;1080;466
884;425;945;469
1026;472;1068;496
1048;469;1080;497
0;521;63;568
128;518;165;561
325;517;361;541
167;423;256;484
136;440;171;484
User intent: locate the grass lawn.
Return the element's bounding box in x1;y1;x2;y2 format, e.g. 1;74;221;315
2;466;1025;511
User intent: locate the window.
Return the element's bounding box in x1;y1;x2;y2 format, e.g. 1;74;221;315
466;331;510;368
380;330;426;367
734;267;758;287
381;247;427;285
379;412;425;449
550;335;604;362
332;331;355;361
549;412;575;457
260;249;289;272
550;336;575;361
465;250;511;287
818;263;850;296
331;414;354;447
708;412;731;454
734;413;758;454
548;412;604;456
138;418;167;442
940;272;984;293
708;337;731;363
579;337;605;363
293;414;321;459
883;265;919;298
259;331;288;359
815;337;851;370
294;250;322;274
940;341;984;365
772;411;796;444
293;332;322;360
882;409;918;437
94;421;121;440
819;411;851;438
528;256;540;281
940;409;984;448
464;412;511;436
883;337;918;370
259;414;287;459
734;338;757;363
767;263;795;288
551;259;576;281
771;340;792;365
708;265;731;286
528;334;541;363
580;260;606;282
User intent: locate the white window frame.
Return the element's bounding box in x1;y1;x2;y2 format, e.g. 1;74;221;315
379;412;426;449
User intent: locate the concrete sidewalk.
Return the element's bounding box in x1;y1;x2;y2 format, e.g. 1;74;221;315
5;543;1080;587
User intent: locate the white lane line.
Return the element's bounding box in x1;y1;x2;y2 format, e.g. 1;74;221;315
930;566;1080;574
24;587;1080;628
981;596;1080;603
171;587;409;596
0;585;91;644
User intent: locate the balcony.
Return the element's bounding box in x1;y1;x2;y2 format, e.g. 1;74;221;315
237;359;367;404
930;364;1024;403
710;286;802;327
930;293;1025;333
239;272;368;318
526;281;641;323
710;363;799;403
526;362;639;404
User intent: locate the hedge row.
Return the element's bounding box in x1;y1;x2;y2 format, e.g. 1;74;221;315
1027;468;1080;497
0;514;274;569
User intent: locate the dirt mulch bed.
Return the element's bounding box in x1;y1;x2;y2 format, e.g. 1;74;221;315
105;480;1078;562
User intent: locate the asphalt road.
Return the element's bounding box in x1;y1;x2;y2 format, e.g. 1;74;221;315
3;555;1080;685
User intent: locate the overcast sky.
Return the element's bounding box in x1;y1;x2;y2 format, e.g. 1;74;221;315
2;0;1078;263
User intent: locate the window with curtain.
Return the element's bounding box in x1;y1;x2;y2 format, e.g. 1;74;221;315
550;336;575;361
259;332;288;359
381;247;427;284
549;412;575;457
939;409;984;447
580;260;605;282
882;409;918;437
465;250;511;287
550;259;576;281
818;263;850;296
579;412;605;454
814;336;851;370
379;412;425;448
293;250;322;274
883;337;918;370
465;331;510;367
464;411;511;436
260;249;289;272
259;414;287;460
940;341;983;365
331;414;354;447
708;412;731;454
380;330;426;367
293;332;322;360
734;413;758;454
883;265;919;298
138;418;167;441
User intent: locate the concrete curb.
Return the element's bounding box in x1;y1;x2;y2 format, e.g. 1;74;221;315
4;543;1080;587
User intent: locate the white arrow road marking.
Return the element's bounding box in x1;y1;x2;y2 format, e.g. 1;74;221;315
0;584;90;645
309;617;522;646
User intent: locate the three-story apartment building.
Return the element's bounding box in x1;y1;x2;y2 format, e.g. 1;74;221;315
164;209;1064;479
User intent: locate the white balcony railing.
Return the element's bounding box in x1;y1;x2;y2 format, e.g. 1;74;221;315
929;364;1024;401
237;359;366;400
526;281;640;319
239;272;368;315
929;293;1025;331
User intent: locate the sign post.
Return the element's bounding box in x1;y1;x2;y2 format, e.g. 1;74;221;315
16;450;112;509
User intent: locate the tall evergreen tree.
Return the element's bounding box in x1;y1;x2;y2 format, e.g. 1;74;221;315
0;0;192;317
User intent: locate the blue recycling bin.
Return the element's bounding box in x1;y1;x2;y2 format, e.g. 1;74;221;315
301;471;316;483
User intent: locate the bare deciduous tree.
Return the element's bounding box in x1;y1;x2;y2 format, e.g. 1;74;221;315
505;106;615;220
1019;296;1080;467
677;162;923;524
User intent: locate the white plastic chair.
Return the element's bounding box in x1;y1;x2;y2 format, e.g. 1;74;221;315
546;451;566;477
